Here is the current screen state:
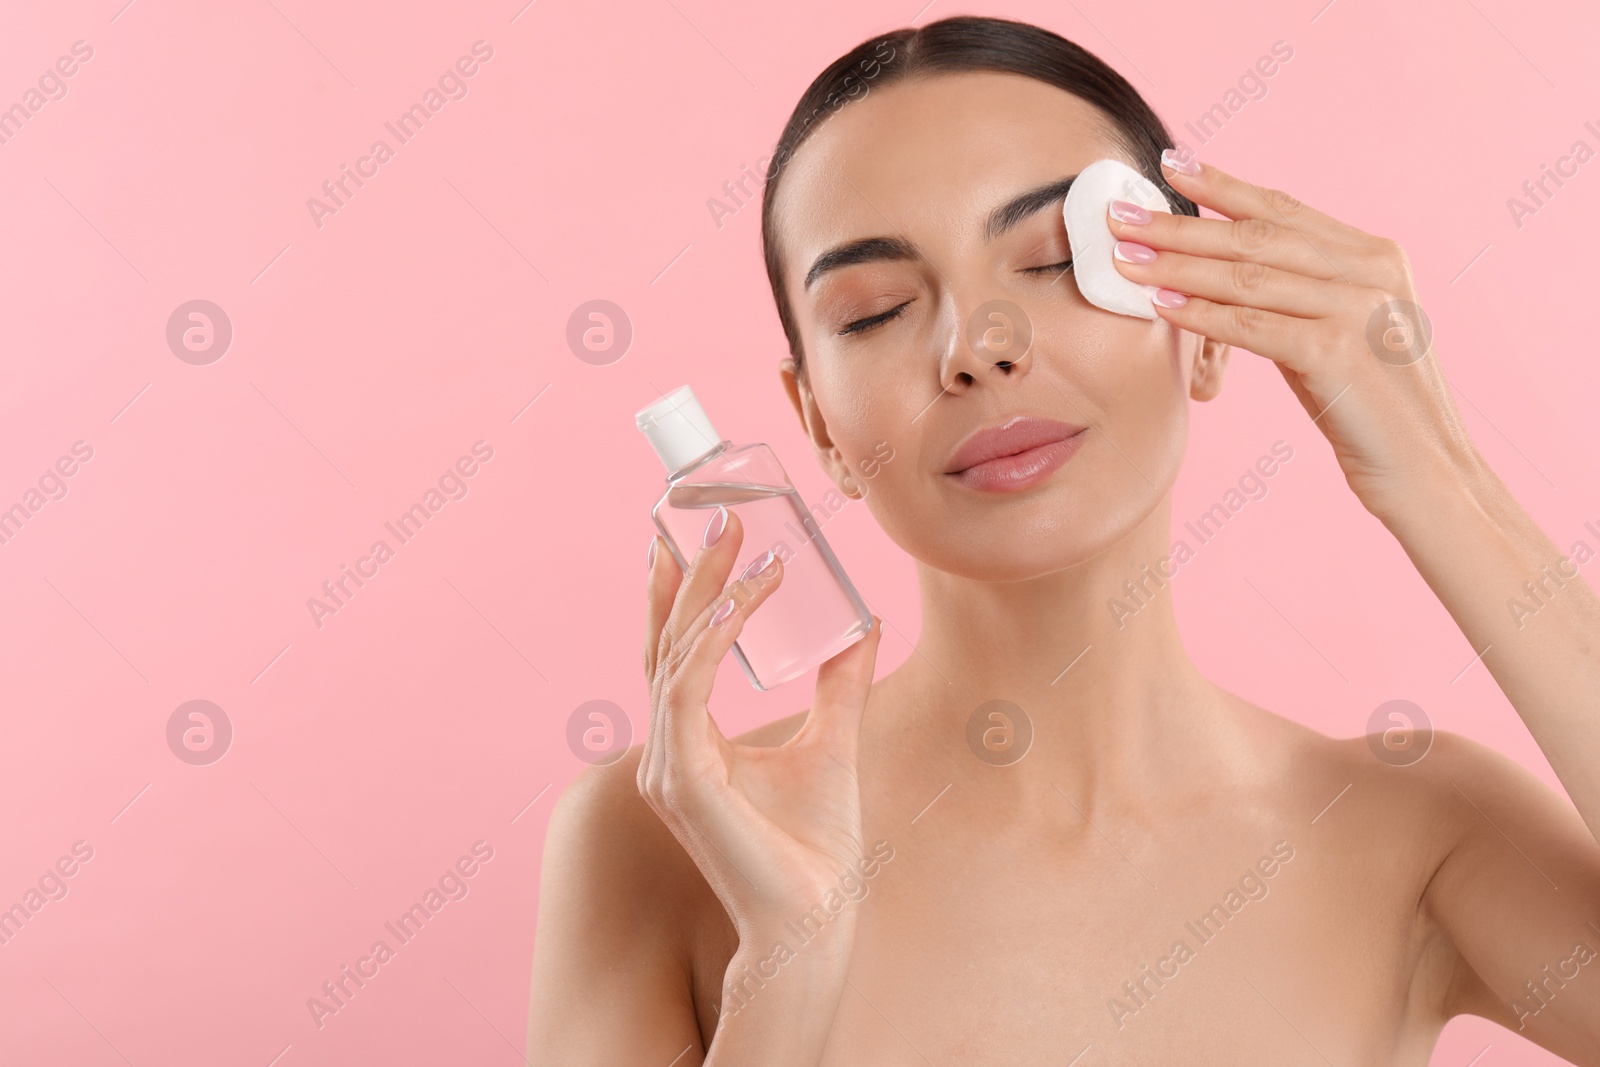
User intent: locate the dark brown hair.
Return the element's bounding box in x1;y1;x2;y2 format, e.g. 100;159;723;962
759;15;1199;376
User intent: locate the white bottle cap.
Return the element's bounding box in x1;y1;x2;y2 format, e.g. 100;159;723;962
635;386;722;472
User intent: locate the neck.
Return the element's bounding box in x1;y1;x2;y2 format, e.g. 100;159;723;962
879;498;1226;800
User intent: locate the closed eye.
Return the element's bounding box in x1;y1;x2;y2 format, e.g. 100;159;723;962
838;259;1073;336
839;300;913;337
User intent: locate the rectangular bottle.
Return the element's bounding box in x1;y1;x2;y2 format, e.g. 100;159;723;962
636;386;873;690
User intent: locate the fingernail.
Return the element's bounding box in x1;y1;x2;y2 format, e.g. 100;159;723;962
739;549;776;582
646;537;658;569
1153;288;1189;308
1108;199;1152;225
1160;147;1201;176
1113;240;1157;264
703;505;728;548
710;599;736;627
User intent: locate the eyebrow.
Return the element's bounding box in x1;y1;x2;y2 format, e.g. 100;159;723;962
803;175;1078;291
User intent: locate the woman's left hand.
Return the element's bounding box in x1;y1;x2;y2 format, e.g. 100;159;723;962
1108;151;1483;525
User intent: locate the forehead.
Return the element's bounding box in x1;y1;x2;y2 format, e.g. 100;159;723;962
770;70;1128;273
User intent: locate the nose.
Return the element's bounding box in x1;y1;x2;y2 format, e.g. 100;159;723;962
938;296;1034;393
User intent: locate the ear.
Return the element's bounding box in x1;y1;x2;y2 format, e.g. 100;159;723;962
1189;334;1231;402
778;358;864;499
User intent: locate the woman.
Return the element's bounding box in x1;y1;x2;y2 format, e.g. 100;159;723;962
527;16;1600;1064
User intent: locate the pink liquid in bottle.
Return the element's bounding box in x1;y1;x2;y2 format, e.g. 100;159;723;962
637;387;873;690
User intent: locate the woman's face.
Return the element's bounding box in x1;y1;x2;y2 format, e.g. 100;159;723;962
773;70;1227;582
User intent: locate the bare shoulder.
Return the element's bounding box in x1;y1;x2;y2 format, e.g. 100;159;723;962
1226;705;1600;1030
1218;694;1596;919
527;746;728;1061
536;709;815;953
541;707;812;918
1297;718;1577;849
541;745;717;928
1216;690;1539;846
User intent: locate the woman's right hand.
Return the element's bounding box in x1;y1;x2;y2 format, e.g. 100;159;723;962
640;506;883;957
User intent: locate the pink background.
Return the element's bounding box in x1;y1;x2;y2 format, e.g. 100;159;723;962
1;0;1595;1062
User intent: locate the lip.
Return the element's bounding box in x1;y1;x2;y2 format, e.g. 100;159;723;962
943;415;1087;493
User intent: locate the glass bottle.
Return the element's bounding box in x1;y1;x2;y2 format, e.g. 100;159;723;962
636;386;873;690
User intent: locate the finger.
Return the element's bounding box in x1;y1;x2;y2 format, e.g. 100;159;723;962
651;554;789;799
1159;153;1376;263
792;613;884;762
1107;201;1344;283
1150;292;1330;378
659;506;746;662
640;534;684;788
1160;152;1365;237
1112;245;1339;320
645;509;743;791
643;534;684;683
659;545;787;685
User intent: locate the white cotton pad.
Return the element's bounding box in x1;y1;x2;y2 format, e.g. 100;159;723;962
1063;158;1173;320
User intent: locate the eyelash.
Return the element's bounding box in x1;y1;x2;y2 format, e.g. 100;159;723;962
839;302;911;337
837;261;1074;337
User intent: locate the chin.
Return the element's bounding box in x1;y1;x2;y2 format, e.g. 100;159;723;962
880;460;1183;582
930;541;1102;583
883;502;1115;584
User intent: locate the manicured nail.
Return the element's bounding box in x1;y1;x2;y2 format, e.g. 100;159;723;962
647;537;657;569
1160;147;1200;176
703;505;728;548
739;550;776;582
1153;288;1189;308
710;599;736;627
1108;199;1151;224
1113;240;1157;264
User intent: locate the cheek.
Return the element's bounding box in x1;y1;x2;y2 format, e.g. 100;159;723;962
1071;318;1193;521
1040;313;1189;452
1118;329;1189;429
853;456;931;561
809;360;922;473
